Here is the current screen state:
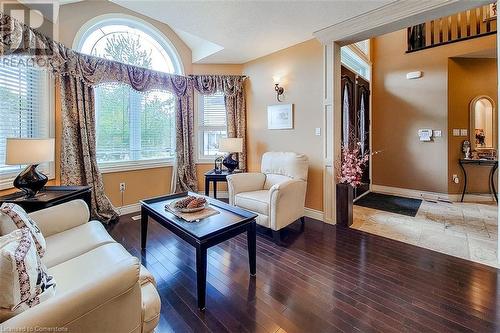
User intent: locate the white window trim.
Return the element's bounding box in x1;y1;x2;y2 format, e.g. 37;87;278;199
195;93;227;163
0;76;56;191
99;158;174;174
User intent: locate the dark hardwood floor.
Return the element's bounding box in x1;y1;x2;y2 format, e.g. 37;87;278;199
110;213;500;333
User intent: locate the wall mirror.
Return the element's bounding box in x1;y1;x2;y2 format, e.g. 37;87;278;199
470;95;496;152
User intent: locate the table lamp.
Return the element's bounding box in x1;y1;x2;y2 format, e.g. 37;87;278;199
5;138;55;198
218;138;243;173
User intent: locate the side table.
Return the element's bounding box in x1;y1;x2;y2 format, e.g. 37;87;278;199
0;186;92;213
204;170;242;199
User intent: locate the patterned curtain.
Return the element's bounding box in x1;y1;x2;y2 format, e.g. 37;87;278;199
191;75;247;170
59;76;118;223
174;93;197;192
225;91;247;170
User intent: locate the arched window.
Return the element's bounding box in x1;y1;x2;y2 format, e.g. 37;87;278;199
75;16;182;170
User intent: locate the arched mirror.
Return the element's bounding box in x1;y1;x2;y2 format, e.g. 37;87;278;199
470;96;496;152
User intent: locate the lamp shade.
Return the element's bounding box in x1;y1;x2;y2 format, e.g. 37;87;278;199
219;138;243;153
5;138;55;165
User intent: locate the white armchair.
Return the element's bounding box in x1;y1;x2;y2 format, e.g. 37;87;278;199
227;152;309;243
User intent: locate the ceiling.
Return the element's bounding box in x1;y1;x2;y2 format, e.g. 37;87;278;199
109;0;394;64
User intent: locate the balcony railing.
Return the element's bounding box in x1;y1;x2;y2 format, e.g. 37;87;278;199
407;3;497;53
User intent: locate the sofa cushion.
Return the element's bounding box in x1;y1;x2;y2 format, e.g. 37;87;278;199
47;243;133;294
42;221;116;268
234;190;270;215
0;203;46;257
0;229;55;322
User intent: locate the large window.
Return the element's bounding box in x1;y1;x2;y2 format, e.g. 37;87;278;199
198;93;227;160
0;58;53;189
76;17;182;170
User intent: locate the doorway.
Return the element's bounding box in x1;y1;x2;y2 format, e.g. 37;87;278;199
341;64;370;199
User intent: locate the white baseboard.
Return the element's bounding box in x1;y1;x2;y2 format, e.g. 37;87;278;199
304;208;324;221
371;184;495;203
116;203;141;216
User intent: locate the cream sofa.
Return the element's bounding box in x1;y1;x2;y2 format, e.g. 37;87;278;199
227;152;309;243
0;199;160;333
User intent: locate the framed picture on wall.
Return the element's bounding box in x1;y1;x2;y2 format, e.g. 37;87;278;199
267;104;293;129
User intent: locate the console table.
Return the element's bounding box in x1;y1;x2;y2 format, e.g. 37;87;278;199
458;159;498;203
0;186;92;212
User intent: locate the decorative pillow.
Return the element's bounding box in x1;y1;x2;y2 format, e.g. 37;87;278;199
0;229;55;320
0;203;46;257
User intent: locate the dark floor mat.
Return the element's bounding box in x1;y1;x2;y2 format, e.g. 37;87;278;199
354;192;422;217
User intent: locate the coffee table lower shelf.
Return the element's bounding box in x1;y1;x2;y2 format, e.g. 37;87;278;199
140;192;257;310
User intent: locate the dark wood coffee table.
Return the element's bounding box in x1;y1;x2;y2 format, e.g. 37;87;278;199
140;192;257;310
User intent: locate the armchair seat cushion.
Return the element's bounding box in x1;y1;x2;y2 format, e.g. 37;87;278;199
42;221;116;268
234;190;270;215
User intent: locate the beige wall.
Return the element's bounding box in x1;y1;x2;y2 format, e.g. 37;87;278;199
242;39;324;211
448;58;498;194
372;30;496;194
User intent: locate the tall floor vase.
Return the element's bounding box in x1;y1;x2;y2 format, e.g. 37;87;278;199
336;183;353;227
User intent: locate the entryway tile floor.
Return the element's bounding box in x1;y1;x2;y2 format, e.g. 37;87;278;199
351;200;499;267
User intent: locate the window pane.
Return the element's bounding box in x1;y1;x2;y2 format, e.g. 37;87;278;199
341;47;370;80
80;24;175;73
202;93;226;126
199;93;227;158
0;59;50;175
203;130;227;157
95;84;175;163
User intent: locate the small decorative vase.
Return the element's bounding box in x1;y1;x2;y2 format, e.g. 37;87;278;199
336;183;354;227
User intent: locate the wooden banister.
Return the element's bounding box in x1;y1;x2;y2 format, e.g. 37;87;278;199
407;3;497;53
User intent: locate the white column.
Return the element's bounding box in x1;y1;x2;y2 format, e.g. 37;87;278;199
323;42;342;224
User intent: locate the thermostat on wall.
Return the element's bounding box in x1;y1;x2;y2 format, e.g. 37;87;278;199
406;71;423;80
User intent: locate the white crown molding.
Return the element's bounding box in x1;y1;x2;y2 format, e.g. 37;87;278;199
371;185;496;203
314;0;495;45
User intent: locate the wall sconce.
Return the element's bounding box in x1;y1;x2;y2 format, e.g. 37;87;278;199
273;76;284;102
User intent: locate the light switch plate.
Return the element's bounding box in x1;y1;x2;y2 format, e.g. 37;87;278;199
433;130;442;137
315;128;321;136
460;129;468;136
452;129;460;136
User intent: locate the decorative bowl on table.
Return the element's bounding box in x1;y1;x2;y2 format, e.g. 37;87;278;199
167;196;208;213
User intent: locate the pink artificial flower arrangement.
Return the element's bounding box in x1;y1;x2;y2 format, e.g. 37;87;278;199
339;142;371;188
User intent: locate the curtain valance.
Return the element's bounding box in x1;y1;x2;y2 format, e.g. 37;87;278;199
0;13;190;96
190;74;246;97
1;13;248;96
